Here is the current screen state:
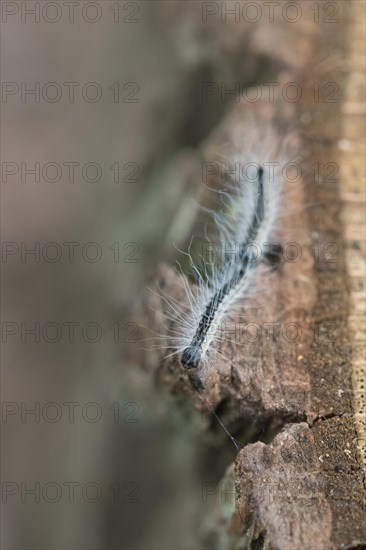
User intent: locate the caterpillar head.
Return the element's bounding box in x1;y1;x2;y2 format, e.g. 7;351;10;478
181;346;201;369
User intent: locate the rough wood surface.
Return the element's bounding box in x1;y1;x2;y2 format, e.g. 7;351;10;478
141;2;366;548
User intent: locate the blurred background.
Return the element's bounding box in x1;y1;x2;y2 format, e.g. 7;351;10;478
3;1;362;549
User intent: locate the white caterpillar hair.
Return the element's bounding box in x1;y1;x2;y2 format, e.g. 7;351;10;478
150;114;292;387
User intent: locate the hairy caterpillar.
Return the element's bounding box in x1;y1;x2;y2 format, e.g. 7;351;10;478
182;165;266;370
145;114;293;446
167;127;287;377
